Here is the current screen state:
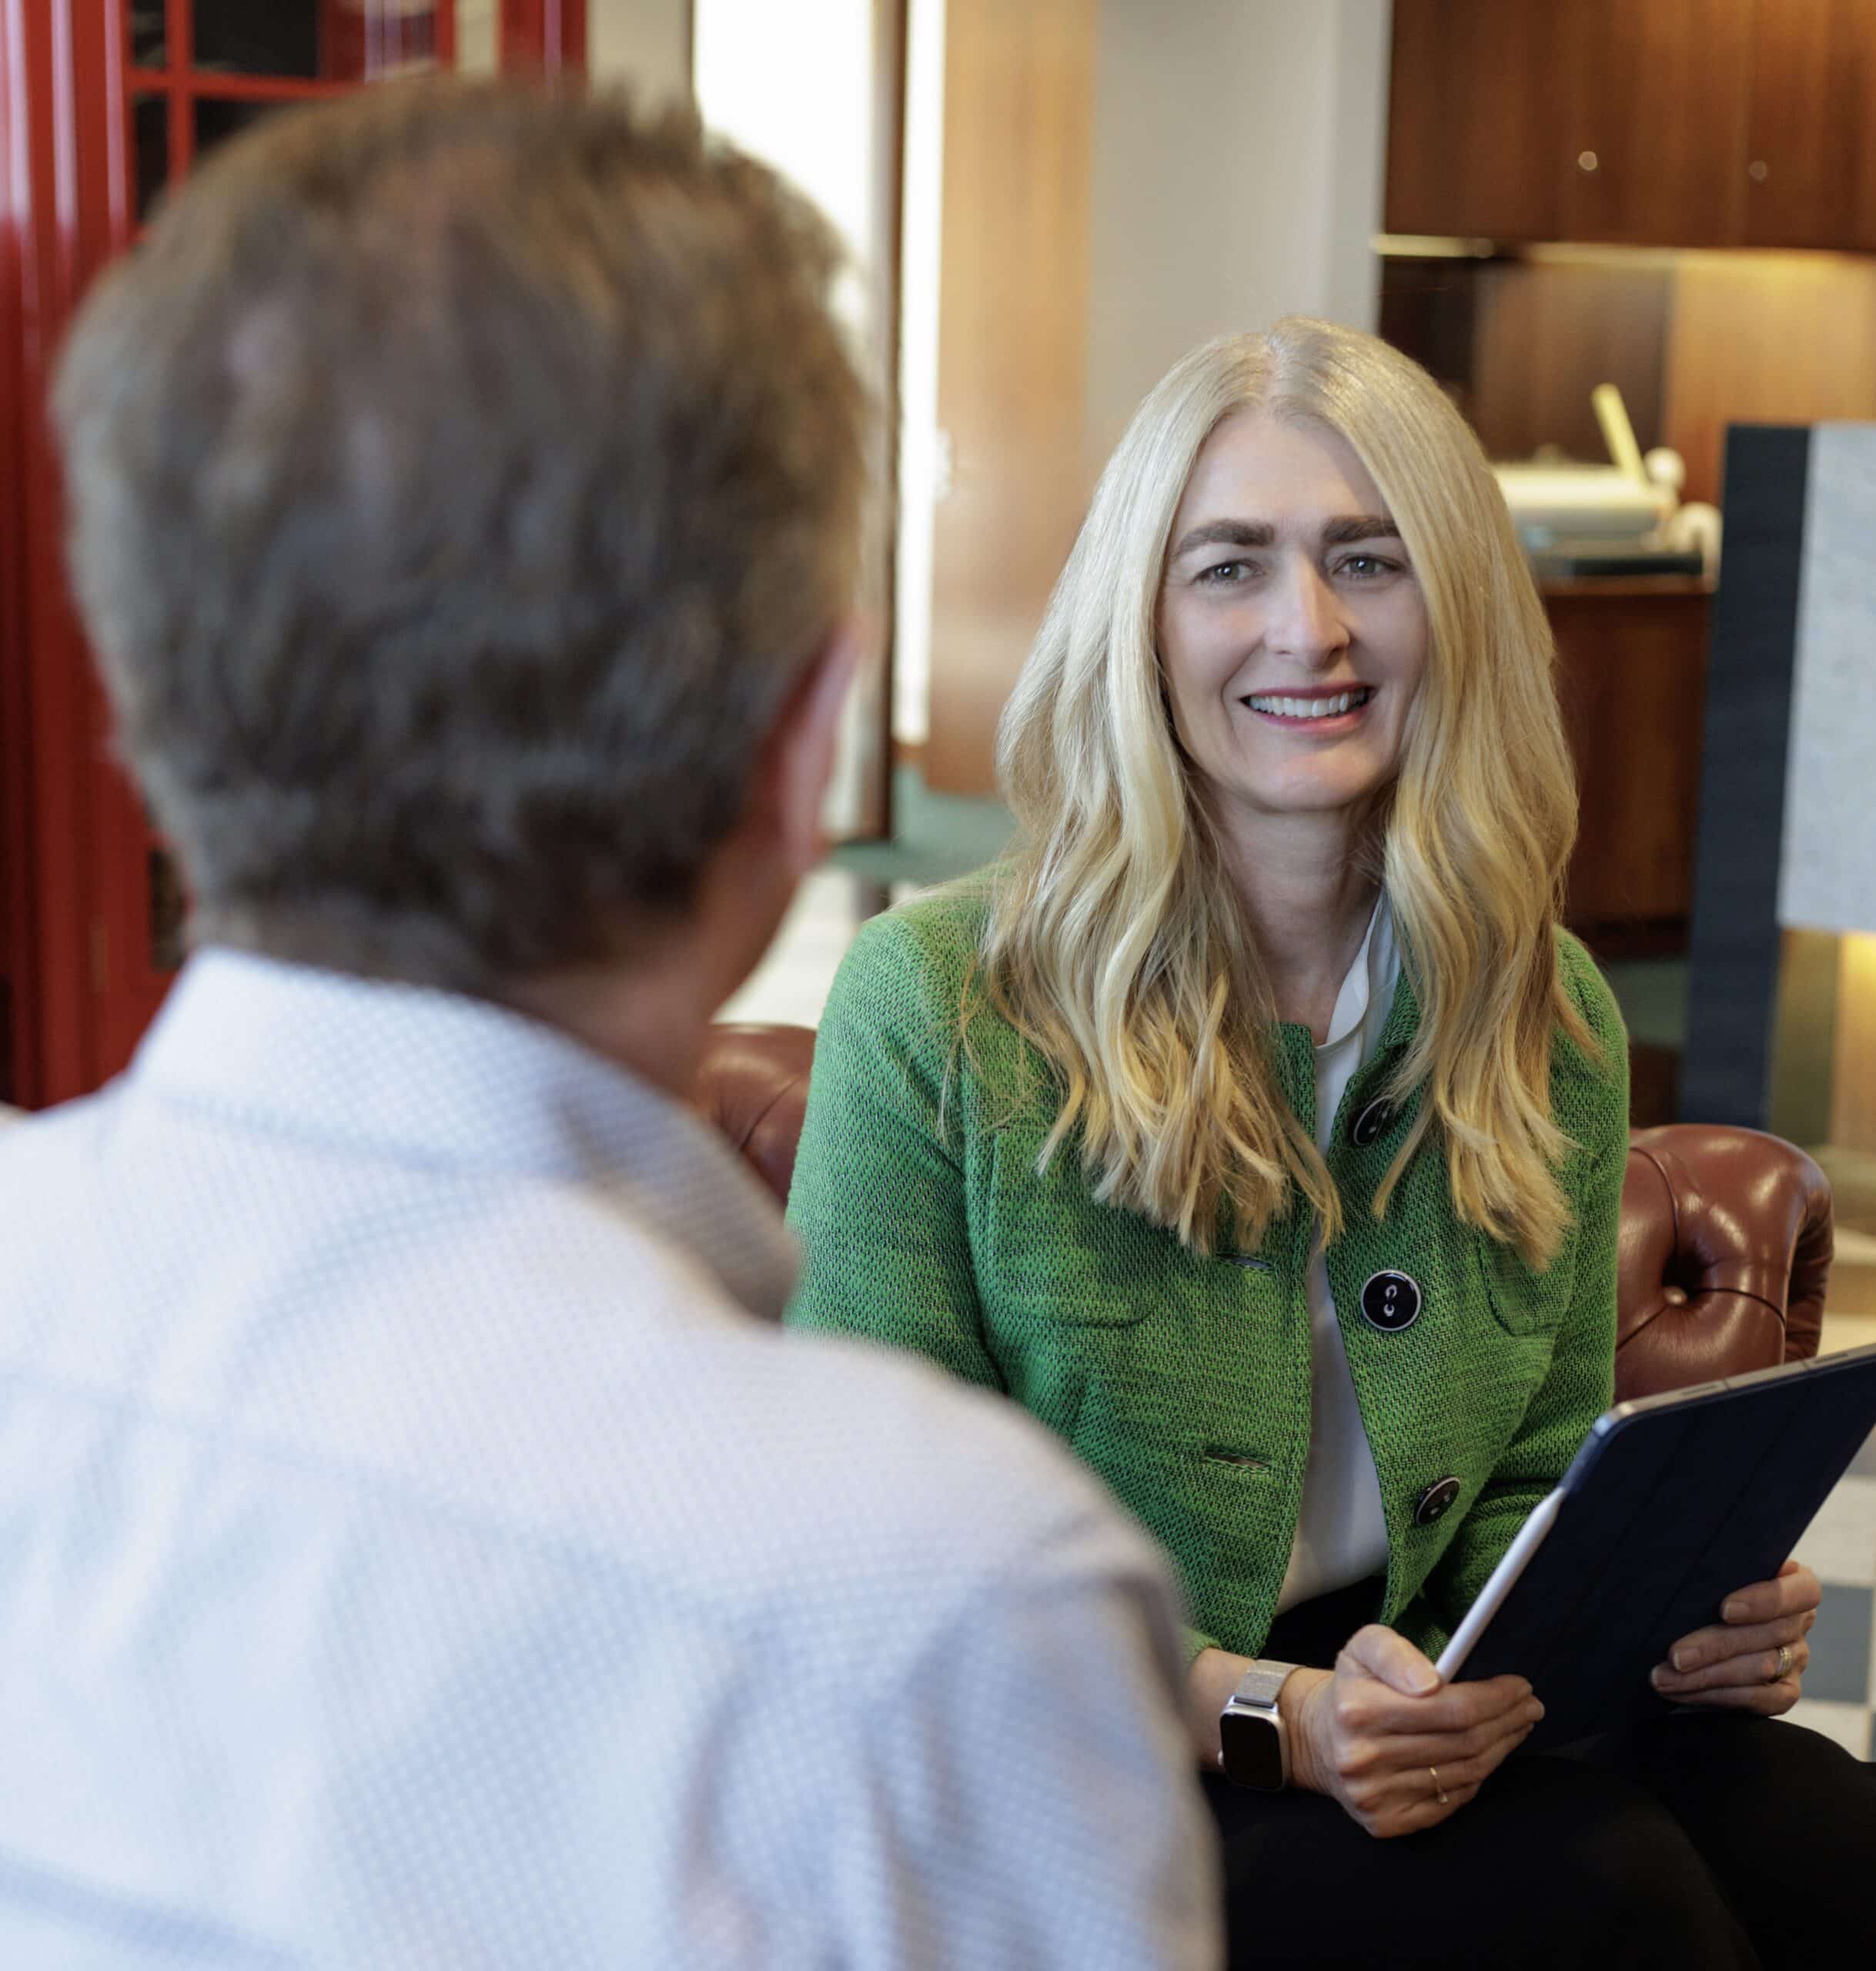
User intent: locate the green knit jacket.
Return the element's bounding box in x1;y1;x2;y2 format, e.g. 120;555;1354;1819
784;882;1630;1664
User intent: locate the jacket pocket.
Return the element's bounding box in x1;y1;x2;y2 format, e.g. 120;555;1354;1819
980;1136;1157;1327
1473;1228;1577;1338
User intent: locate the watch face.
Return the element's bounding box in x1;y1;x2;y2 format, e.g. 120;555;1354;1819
1219;1707;1286;1790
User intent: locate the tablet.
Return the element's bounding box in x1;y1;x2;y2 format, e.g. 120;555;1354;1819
1434;1341;1876;1749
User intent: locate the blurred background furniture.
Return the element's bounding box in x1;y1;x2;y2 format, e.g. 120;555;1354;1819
695;1023;1835;1403
695;1025;821;1220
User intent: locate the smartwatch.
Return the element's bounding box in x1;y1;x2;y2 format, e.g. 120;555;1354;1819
1219;1659;1300;1790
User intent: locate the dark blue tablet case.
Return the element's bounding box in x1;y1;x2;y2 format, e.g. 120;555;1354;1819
1451;1343;1876;1750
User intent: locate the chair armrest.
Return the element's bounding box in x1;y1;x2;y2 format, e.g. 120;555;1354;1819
694;1023;818;1208
1615;1124;1834;1402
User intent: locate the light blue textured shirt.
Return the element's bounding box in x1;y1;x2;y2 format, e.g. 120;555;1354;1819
0;952;1217;1969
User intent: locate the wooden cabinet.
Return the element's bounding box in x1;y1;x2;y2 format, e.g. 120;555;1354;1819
1553;583;1711;953
1388;0;1876;250
1741;0;1876;249
1383;0;1568;240
1563;0;1752;248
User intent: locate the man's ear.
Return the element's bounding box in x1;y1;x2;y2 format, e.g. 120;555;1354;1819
764;623;864;880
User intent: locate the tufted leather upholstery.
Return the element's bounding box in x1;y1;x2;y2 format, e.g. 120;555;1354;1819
1616;1126;1831;1399
697;1025;1835;1402
694;1025;819;1212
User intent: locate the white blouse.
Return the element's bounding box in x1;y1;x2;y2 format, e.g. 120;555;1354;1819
1274;890;1398;1615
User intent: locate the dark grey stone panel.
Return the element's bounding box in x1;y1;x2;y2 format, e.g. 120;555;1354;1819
1681;426;1813;1127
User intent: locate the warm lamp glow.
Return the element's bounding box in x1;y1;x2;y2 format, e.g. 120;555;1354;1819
1833;935;1876;1153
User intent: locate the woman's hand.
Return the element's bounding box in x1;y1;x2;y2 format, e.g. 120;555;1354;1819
1649;1558;1820;1718
1286;1627;1543;1839
1189;1631;1543;1840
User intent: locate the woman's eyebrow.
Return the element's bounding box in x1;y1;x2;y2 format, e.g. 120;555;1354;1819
1170;518;1275;558
1320;514;1402;545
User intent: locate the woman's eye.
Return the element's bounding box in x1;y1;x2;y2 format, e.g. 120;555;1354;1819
1336;554;1400;581
1198;560;1249;585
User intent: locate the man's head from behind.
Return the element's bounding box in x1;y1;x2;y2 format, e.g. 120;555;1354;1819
55;79;866;1014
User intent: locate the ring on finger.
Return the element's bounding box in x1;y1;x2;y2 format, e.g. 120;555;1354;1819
1768;1643;1794;1684
1429;1765;1450;1805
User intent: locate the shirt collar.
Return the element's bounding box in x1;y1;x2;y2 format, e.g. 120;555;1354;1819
130;948;798;1321
1317;888;1396;1056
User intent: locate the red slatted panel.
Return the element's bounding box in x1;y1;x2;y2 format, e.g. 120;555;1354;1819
501;0;586;74
0;1;460;1103
0;0;37;1101
0;0;107;1100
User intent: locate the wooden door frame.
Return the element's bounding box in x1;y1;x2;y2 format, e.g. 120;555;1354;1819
864;0;906;844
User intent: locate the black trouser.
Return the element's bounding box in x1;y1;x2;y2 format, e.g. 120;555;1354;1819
1204;1582;1876;1969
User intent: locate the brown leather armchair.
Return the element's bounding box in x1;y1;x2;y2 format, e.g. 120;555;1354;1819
697;1025;1834;1402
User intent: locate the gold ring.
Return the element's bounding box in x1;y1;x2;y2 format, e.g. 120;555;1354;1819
1771;1643;1794;1683
1429;1765;1450;1805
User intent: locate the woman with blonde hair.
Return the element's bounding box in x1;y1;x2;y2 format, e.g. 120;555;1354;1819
786;320;1873;1966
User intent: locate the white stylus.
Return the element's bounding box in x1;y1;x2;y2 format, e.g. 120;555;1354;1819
1434;1487;1566;1682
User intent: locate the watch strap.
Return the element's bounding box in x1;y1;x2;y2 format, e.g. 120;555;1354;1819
1228;1658;1300;1711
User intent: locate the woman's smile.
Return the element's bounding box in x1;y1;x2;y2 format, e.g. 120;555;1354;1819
1239;683;1377;731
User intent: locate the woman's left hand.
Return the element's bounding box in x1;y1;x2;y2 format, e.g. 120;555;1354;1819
1648;1558;1821;1718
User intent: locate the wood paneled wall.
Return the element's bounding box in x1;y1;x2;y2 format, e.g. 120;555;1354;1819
923;0;1095;796
1663;253;1876;503
1469;261;1672;465
1399;247;1876;507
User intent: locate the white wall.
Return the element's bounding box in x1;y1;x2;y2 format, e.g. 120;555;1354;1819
894;0;946;747
587;0;691;102
693;0;875;331
455;0;496;73
1082;0;1392;465
453;1;687;95
693;0;887;827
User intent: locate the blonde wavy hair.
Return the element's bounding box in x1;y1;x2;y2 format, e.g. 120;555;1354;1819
980;317;1593;1267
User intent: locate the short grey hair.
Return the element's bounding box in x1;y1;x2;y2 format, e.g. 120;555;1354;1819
55;78;868;989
